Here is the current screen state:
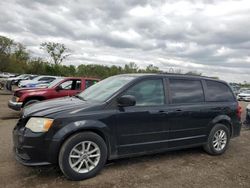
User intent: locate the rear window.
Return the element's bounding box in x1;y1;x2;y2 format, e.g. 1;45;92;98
205;80;234;102
169;79;204;104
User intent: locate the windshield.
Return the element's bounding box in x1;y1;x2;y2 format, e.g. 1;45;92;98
78;75;137;102
48;78;64;88
244;90;250;94
30;76;42;81
16;74;29;79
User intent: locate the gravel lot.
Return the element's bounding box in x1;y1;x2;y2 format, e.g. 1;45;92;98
0;93;250;188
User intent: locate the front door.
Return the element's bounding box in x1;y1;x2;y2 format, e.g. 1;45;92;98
115;78;169;155
51;79;82;99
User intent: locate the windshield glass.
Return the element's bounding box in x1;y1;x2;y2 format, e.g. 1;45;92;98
48;78;64;88
244;90;250;94
30;76;42;81
78;75;137;102
16;74;28;79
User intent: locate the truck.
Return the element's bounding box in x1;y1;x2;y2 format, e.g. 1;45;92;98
8;77;99;111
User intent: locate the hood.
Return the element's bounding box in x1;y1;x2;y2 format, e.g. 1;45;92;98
20;80;39;85
238;93;250;97
7;77;19;81
22;97;101;117
14;87;50;94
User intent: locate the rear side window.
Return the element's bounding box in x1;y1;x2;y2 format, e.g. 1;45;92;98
169;79;204;104
39;77;55;81
205;80;234;102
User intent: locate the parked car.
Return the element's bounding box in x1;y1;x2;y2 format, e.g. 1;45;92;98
5;74;37;91
0;72;16;78
18;76;58;88
8;77;99;110
238;88;250;95
237;90;250;101
12;74;241;180
230;86;240;96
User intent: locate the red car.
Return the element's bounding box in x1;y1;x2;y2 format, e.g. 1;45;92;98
8;77;99;111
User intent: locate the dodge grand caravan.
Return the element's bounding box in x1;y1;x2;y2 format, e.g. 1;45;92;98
13;74;241;180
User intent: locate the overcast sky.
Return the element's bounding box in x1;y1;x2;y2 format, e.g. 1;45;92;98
0;0;250;82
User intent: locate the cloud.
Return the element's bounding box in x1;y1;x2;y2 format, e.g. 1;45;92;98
0;0;250;82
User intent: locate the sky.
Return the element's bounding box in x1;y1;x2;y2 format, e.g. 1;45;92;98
0;0;250;82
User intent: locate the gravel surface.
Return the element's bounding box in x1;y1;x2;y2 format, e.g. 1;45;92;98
0;94;250;188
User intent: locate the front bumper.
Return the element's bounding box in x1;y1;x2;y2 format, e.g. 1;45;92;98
237;96;250;101
12;117;62;166
8;100;23;111
13;124;50;166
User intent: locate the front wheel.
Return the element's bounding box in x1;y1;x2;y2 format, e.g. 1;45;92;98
203;124;230;155
59;132;107;181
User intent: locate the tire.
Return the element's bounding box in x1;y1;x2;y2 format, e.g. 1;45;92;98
203;124;230;155
59;132;108;181
23;99;40;107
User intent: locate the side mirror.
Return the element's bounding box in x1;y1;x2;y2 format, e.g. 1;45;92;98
117;95;136;107
55;85;63;91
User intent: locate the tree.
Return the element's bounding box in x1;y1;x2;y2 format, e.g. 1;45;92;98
40;42;70;65
145;64;160;73
185;71;202;76
124;62;139;73
0;36;14;55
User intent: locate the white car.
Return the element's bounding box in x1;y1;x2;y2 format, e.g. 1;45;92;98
18;76;57;88
0;72;16;78
237;90;250;101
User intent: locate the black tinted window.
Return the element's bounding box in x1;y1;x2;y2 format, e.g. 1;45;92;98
206;81;234;102
39;77;55;81
170;79;204;104
125;79;165;106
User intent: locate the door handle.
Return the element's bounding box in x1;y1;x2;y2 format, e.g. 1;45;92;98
158;110;169;114
150;110;168;115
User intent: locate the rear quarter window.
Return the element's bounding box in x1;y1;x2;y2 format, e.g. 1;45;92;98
205;80;234;102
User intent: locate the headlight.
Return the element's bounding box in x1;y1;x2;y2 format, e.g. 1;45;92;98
25;117;54;132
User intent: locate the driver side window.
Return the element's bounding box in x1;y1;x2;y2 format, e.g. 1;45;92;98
124;79;165;106
59;80;73;90
59;80;82;90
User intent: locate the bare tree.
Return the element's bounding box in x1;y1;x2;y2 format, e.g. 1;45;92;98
40;42;70;65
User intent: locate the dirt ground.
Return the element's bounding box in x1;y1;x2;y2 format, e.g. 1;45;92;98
0;93;250;188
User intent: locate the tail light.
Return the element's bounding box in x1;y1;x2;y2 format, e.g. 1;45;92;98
237;103;242;120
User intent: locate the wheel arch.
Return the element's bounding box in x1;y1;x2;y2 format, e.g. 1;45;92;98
210;115;233;137
22;96;46;107
48;120;112;164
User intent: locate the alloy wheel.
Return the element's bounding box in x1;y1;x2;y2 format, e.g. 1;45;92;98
69;141;101;173
213;130;227;151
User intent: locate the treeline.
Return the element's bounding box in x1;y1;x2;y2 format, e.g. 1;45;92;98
0;35;201;79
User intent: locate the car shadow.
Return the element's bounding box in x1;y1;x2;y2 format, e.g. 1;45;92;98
21;147;205;181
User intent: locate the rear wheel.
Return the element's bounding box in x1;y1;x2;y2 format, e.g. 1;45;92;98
203;124;230;155
59;132;107;181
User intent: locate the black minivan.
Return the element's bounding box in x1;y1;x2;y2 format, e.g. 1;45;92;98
13;74;241;180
